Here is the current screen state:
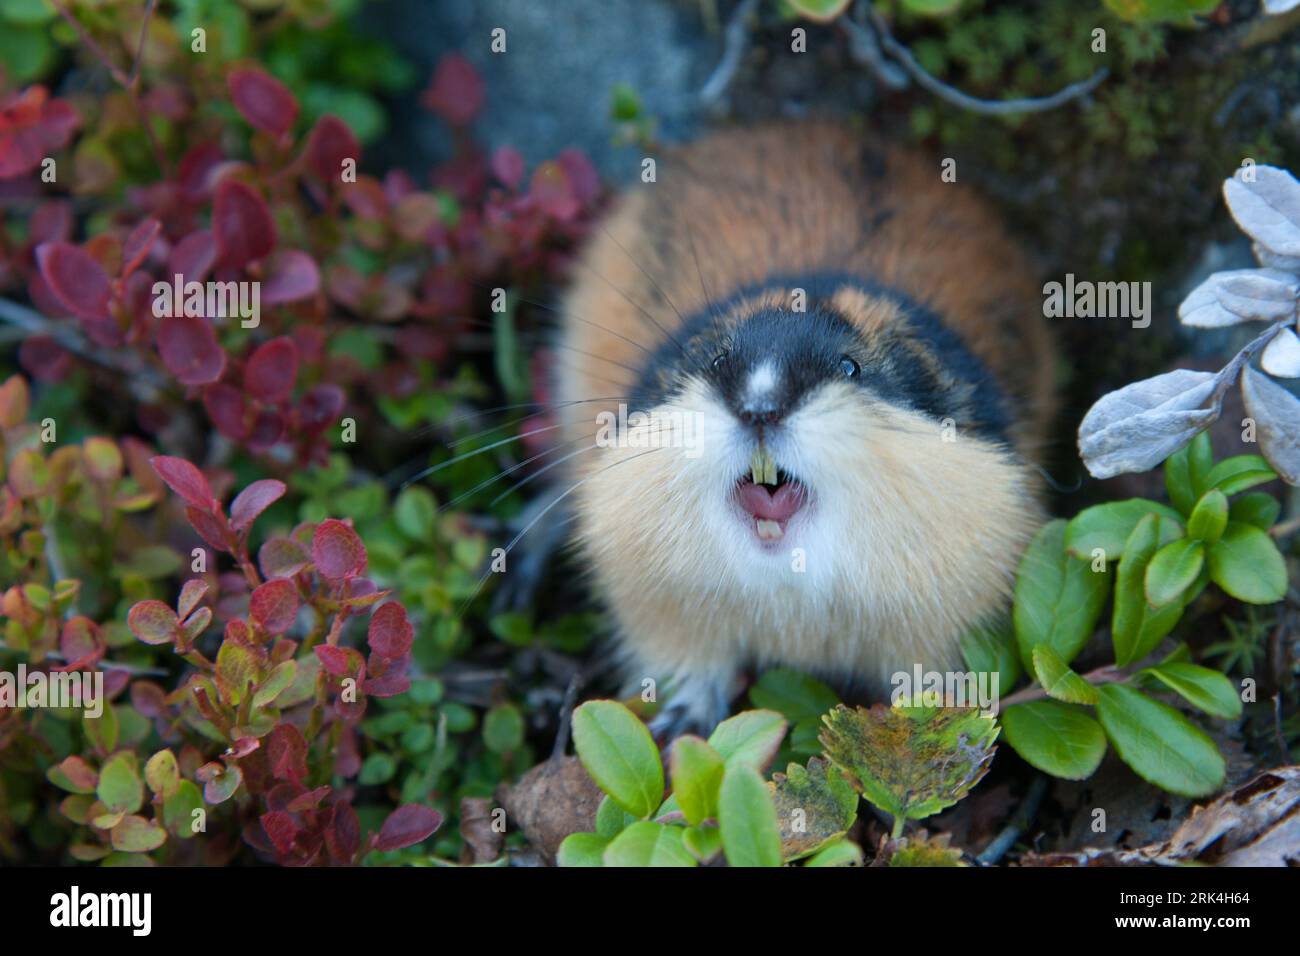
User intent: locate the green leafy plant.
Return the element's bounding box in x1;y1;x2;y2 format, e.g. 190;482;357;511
992;431;1286;797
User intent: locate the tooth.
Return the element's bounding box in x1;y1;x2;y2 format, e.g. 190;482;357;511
764;454;778;486
756;519;783;540
751;446;764;485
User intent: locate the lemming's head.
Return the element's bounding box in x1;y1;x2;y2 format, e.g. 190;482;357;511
579;274;1024;596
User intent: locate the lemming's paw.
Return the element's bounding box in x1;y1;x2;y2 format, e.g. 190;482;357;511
647;676;732;741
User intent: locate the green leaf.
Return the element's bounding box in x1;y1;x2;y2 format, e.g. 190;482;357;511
1207;522;1288;605
162;780;204;840
215;640;261;706
595;796;633;838
144;750;179;797
1142;663;1242;720
83;704;119;754
786;0;852;21
1228;492;1281;531
1000;700;1106;780
1165;430;1212;514
1144;538;1204;608
482;703;525;754
1186;489;1228;544
1031;645;1098;705
706;709;788;771
359;753;396;785
718;766;783;867
1200;454;1276;497
572;701;664;818
97;752;144;814
804;838;864;867
252;660;296;709
669;735;725;826
602;821;696;867
556;832;609;867
110;815;166;853
748;668;839;723
1095;684;1225;797
1112;514;1185;666
767;756;858;861
1064;498;1183;562
682;824;724;862
394;485;438;540
819;703;998;822
959;617;1022;693
1013;519;1110;669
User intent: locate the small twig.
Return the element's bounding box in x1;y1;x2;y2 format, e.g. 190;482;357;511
863;3;1109;116
550;670;583;760
700;0;759;107
0;298;168;397
840;4;907;90
1270;515;1300;540
128;0;158;89
1272;694;1292;765
977;775;1048;865
48;0;132;88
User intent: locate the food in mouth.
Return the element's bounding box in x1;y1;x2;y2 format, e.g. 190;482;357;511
736;445;807;542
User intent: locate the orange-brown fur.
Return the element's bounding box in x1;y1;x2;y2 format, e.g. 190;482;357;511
554;123;1056;722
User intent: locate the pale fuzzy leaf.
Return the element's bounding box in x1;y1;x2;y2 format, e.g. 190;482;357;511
1254;243;1300;275
1077;369;1220;479
1178;269;1298;328
1241;366;1300;484
1260;326;1300;378
1223;167;1300;257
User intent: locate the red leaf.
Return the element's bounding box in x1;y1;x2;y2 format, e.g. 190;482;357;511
327;799;361;862
121;218;161;279
304;114;360;183
230;478;286;533
186;506;233;552
260;810;299;856
177;579;210;620
203;383;247;440
213;179;276;270
19;335;72;382
491;146;525;189
421;54;483;126
374;804;442;852
249;579;299;636
258;536;310;579
228;67;299;138
29;200;72;245
314;644;359;677
362;668;410;698
167;229;216;284
299;383;344;432
0;86;80;180
557;148;600;205
262;249;320;306
150;455;215;509
246;408;286;451
128;600;179;645
176;142;223;200
157;314;226;385
34;242;111;320
244;337;298;403
312;519;366;580
368;602;413;659
266;723;308;780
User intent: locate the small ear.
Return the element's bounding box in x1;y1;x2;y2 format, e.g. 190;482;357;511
830;287;904;339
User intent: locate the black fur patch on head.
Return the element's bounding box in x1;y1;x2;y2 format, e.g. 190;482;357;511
630;273;1012;443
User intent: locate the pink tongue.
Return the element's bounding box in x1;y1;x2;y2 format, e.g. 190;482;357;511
738;481;806;521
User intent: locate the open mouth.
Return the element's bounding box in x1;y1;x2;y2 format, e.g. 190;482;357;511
736;445;807;543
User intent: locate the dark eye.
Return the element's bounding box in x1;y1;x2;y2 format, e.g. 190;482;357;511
711;351;729;371
839;355;860;378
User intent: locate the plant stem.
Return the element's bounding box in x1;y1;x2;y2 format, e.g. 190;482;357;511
999;663;1130;710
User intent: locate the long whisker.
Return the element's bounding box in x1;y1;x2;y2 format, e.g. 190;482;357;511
397;421;572;489
479;288;660;360
598;222;689;328
437;432;592;512
450;314;644;376
570;256;690;360
455;446;666;618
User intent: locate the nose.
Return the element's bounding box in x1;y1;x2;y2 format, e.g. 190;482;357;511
738;400;782;429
